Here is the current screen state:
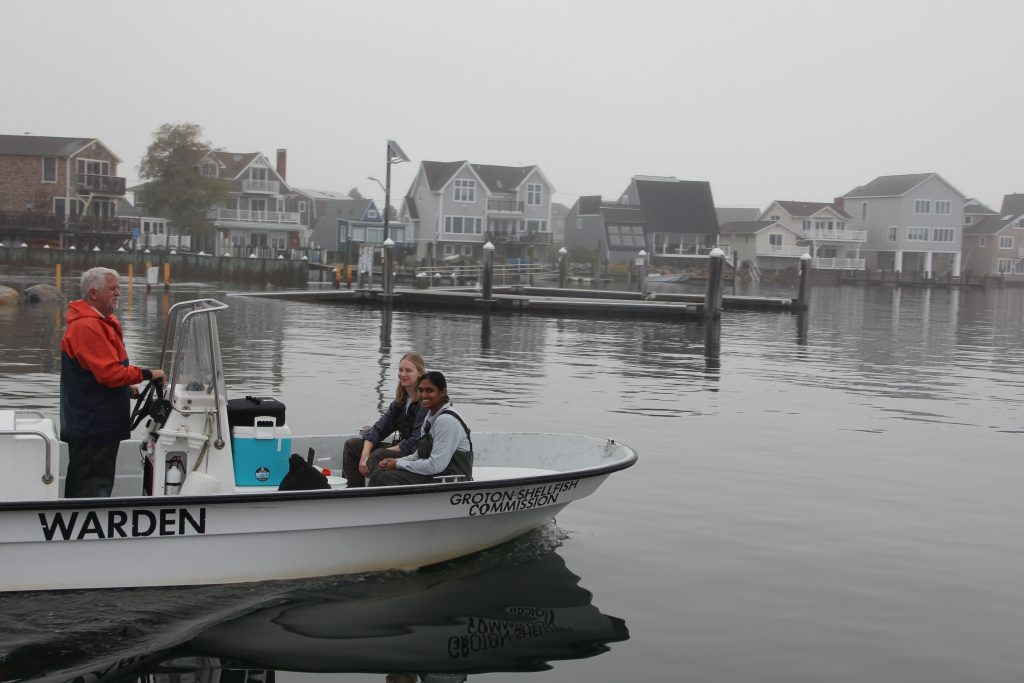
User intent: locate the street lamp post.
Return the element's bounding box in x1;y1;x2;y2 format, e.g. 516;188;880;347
370;140;410;297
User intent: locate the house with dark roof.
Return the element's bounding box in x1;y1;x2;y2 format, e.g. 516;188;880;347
307;198;408;263
759;200;865;270
839;173;966;276
718;220;805;273
563;176;718;266
0;134;127;247
563;196;647;265
961;194;1024;275
199;148;309;256
617;176;719;257
399;160;555;262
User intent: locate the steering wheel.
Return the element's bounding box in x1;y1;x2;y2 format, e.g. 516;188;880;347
130;380;164;430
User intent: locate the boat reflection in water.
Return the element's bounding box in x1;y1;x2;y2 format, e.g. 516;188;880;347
0;528;627;682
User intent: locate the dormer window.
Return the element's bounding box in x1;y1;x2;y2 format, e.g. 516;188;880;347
200;161;219;177
367;209;379;219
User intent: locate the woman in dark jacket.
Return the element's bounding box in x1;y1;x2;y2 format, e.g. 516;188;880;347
342;351;427;487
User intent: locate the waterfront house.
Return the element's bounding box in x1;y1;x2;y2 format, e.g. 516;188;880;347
838;173;966;277
618;176;719;258
399;160;555;264
308;197;408;264
718;220;806;277
0;134;127;249
961;194;1024;275
564;196;647;266
201;148;309;257
564;176;719;267
759;200;865;270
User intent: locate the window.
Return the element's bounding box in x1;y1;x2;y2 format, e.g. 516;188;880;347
978;237;987;247
965;216;973;225
861;202;868;220
621;194;630;204
998;236;1014;249
934;200;951;215
907;227;929;241
444;244;458;256
525;219;548;232
1016;219;1024;229
276;198;285;213
367;209;378;219
770;214;780;221
836;221;846;230
54;197;65;217
200;161;219;177
352;226;366;241
444;216;482;234
76;158;110;175
43;157;57;182
768;234;783;247
914;200;931;214
932;228;954;242
802;220;811;231
390;227;405;242
997;258;1013;273
576;217;583;231
461;245;473;256
526;184;543;206
298;201;307;212
607;224;645;247
250;167;268;181
453;179;475;203
270;234;287;250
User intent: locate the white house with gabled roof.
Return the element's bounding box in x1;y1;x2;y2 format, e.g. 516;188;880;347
759;200;866;270
399;160;555;263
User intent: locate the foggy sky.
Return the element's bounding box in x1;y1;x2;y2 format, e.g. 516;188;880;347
3;0;1021;212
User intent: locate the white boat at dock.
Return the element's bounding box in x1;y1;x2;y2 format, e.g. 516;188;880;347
0;299;636;593
646;272;690;283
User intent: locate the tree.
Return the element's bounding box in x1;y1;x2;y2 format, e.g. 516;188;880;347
138;123;229;251
347;187;365;200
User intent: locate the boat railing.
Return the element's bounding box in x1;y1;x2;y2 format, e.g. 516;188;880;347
158;299;229;448
0;410;54;485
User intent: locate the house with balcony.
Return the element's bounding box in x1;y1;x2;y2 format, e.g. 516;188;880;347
0;134;127;248
718;220;806;274
618;176;719;259
308;197;408;263
839;173;966;277
961;194;1024;275
200;149;308;257
759;200;865;270
399;160;555;263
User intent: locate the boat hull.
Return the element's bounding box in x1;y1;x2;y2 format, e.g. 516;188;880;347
4;461;618;592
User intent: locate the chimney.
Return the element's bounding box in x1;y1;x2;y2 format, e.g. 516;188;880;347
833;196;844;210
276;149;287;180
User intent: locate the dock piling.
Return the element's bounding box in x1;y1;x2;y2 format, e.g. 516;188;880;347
637;249;647;294
704;247;725;319
482;241;495;301
558;246;568;289
796;252;812;310
383;238;395;298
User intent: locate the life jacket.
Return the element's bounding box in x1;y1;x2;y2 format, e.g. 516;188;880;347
417;406;473;480
395;399;419;441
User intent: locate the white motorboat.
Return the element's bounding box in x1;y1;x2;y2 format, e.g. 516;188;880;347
0;299;637;593
645;272;690;283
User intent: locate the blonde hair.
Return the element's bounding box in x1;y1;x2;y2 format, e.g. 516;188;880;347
395;351;426;402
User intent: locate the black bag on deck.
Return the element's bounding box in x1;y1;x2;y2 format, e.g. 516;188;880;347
278;452;330;491
227;396;286;429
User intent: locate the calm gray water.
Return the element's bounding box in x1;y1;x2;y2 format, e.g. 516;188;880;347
1;278;1023;683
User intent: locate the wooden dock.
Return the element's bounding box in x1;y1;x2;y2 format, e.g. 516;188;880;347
236;285;797;320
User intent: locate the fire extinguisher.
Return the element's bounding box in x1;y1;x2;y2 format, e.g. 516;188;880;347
165;455;184;495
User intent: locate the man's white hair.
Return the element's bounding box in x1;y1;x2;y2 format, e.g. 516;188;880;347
81;267;119;296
